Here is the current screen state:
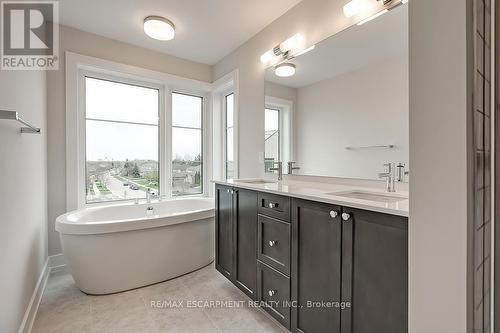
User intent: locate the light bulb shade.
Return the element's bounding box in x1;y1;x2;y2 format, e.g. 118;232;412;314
280;34;303;53
260;50;275;64
343;0;363;17
275;63;296;77
144;16;175;41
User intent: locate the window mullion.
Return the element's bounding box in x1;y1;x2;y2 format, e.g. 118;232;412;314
163;87;173;199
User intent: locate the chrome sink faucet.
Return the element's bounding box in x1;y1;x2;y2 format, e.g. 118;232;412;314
269;161;283;181
378;162;396;192
287;161;300;175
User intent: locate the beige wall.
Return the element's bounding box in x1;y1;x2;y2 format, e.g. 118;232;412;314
215;0;472;331
409;0;472;332
295;56;408;179
47;25;212;255
265;81;298;103
0;70;48;332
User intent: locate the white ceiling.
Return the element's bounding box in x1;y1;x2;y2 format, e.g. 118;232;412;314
265;5;408;88
57;0;303;65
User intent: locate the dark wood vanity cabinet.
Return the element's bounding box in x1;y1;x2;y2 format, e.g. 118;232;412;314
291;199;342;333
215;184;258;299
215;185;408;333
291;200;408;333
215;185;234;279
340;207;408;333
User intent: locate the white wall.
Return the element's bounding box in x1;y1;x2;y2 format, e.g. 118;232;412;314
408;0;472;332
0;70;48;332
295;56;408;179
47;25;213;256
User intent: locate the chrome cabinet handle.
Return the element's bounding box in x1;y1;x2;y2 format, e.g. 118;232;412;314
268;290;277;297
329;210;339;218
269;240;277;247
342;213;351;221
268;202;278;209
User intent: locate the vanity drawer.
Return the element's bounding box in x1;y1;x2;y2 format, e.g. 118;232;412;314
258;192;290;222
258;215;290;276
257;261;291;329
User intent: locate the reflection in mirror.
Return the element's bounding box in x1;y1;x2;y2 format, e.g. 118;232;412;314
264;5;408;181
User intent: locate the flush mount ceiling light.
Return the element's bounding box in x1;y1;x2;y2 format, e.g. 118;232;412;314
275;63;296;77
260;34;308;66
144;16;175;41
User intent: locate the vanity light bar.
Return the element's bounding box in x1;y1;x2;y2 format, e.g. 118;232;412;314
344;0;408;23
260;33;306;65
357;9;389;26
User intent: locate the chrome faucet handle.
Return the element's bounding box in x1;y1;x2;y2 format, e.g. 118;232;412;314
379;162;396;192
287;161;300;175
268;161;283;180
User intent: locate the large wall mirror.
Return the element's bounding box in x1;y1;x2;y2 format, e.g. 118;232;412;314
264;5;408;181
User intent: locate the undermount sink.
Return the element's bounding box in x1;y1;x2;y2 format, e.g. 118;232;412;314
235;179;278;185
327;190;408;203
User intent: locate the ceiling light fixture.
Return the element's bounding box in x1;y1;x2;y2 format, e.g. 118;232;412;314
275;63;296;77
260;33;305;66
144;16;175;41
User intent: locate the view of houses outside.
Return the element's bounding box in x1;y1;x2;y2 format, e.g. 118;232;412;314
86;157;202;202
86;159;159;202
85;77;203;203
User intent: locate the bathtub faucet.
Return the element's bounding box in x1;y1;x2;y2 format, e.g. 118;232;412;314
146;189;159;203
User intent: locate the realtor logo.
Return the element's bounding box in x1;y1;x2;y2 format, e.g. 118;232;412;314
1;1;59;70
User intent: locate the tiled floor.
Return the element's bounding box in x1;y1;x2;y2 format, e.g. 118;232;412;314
32;264;287;333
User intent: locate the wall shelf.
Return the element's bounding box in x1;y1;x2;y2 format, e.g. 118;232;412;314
0;110;41;134
345;144;395;150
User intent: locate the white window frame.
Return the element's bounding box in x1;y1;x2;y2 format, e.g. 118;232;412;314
170;91;206;197
66;51;212;210
212;70;239;181
223;92;235;179
265;96;293;172
81;72;165;205
264;106;281;165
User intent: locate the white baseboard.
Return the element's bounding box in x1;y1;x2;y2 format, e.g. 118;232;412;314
48;253;67;273
17;254;67;333
17;259;50;333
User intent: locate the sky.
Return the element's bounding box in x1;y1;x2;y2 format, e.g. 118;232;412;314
85;77;202;162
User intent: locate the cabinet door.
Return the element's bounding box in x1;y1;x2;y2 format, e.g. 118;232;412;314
233;188;258;298
215;185;234;279
291;199;342;333
341;208;408;333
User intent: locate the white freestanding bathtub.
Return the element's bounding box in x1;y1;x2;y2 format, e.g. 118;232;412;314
55;197;215;295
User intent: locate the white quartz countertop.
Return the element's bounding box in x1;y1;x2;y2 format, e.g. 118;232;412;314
212;179;409;217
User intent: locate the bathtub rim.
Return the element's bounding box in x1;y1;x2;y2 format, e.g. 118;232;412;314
56;197;214;236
